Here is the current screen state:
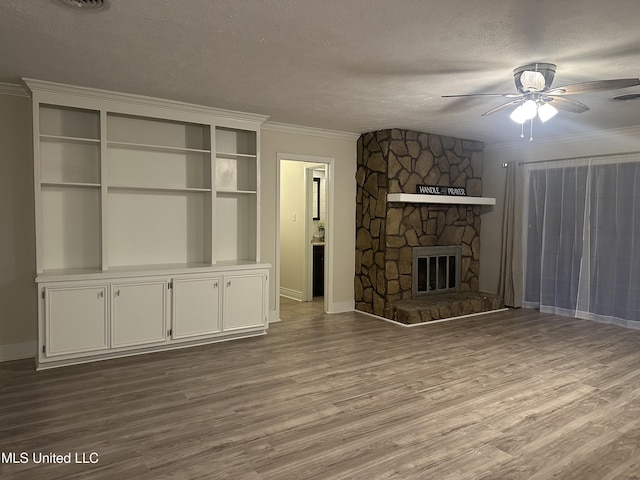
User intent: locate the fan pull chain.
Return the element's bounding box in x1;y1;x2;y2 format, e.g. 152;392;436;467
520;122;524;138
529;119;534;142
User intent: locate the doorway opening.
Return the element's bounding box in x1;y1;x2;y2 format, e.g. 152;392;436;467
276;153;334;320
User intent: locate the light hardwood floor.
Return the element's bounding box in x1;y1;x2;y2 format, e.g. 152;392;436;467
3;307;640;479
279;296;325;321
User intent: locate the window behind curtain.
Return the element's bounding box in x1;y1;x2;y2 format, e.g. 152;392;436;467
523;157;640;327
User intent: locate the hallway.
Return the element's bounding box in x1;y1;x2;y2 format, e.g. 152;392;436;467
279;296;324;321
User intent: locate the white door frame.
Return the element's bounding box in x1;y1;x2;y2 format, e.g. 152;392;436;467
276;153;334;316
303;165;315;302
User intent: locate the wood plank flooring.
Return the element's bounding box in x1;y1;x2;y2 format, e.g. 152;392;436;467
3;306;640;479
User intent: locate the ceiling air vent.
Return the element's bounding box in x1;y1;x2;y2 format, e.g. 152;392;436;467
58;0;110;10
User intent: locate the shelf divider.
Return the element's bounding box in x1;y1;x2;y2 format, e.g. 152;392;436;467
41;181;101;189
216;151;257;159
40;134;100;144
108;140;211;154
107;184;212;193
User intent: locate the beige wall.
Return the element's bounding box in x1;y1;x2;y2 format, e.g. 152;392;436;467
480;127;640;295
279;160;307;297
261;127;357;315
0;94;36;356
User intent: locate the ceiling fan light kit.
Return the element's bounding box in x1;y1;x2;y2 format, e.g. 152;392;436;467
508;99;557;126
509;99;537;124
443;62;640;141
513;63;556;93
537;102;558;123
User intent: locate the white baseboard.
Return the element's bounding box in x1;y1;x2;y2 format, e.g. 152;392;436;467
0;341;36;362
357;308;509;327
327;300;355;314
627;320;640;330
268;309;281;324
280;287;303;302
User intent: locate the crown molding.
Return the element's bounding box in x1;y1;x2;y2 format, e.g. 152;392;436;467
262;121;360;141
0;82;29;97
486;125;640;155
22;78;269;124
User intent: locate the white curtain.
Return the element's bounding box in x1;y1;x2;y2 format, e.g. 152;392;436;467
523;154;640;328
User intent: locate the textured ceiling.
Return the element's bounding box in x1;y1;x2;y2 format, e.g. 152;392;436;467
2;0;640;145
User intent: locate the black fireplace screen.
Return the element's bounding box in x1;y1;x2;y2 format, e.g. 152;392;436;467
413;246;461;297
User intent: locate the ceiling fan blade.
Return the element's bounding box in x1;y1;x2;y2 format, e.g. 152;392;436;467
481;99;523;117
548;78;640;95
442;93;522;98
546;96;590;113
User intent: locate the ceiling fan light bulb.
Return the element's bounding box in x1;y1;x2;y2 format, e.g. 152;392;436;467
522;100;538;120
510;105;527;124
520;71;546;91
538;103;558;123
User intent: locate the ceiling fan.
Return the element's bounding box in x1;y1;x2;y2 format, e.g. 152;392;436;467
442;63;640;141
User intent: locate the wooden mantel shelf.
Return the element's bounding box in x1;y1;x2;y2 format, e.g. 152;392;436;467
386;193;496;206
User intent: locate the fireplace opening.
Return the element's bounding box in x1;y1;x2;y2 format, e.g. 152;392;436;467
412;246;461;298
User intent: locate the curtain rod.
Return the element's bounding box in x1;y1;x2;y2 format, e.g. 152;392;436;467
517;150;640;166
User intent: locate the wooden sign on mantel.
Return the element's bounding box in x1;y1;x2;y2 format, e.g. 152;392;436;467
416;185;467;196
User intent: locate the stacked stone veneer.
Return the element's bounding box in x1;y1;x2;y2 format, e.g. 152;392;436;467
355;128;484;318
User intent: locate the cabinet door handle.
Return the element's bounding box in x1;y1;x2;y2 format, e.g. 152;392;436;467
115;290;120;297
98;291;104;298
227;281;231;287
214;281;218;288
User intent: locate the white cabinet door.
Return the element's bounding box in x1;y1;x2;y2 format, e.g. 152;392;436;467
223;273;266;331
44;285;109;356
112;281;167;347
173;276;222;338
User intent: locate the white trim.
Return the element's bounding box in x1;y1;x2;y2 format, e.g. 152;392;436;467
386;193;496;205
268;310;280;324
36;331;266;370
0;341;36;362
356;308;509;326
36;261;272;283
487;125;640;154
522;151;640;170
0;82;29;97
326;300;355;314
279;287;303;302
303;166;315;302
22;78;269;125
263;121;360;141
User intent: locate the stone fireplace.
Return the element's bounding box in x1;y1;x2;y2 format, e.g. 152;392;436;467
355;128;497;321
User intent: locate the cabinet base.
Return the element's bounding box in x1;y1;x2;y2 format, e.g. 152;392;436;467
36;329;267;370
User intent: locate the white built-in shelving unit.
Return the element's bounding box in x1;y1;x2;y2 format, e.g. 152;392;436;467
25;79;270;369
